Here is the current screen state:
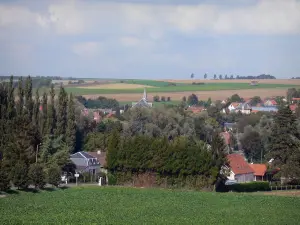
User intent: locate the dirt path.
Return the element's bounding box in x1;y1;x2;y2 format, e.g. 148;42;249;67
83;88;289;101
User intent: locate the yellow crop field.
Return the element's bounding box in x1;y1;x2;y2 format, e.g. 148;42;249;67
78;83;156;89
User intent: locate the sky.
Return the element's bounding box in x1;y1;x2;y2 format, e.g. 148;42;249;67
0;0;300;79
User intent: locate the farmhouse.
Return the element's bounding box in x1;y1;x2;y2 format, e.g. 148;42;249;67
222;102;240;113
132;88;153;108
70;152;101;175
236;103;252;114
264;99;277;107
249;164;267;181
226;154;255;183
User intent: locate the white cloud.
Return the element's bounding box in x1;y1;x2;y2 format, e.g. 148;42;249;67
72;42;103;57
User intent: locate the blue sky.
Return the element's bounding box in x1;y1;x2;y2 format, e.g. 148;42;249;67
0;0;300;79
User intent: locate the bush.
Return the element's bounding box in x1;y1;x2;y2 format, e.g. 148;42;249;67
0;163;10;192
28;164;46;189
229;182;270;192
167;97;171;102
153;95;160;102
12;162;29;189
47;165;61;187
107;173;117;185
161;96;166;102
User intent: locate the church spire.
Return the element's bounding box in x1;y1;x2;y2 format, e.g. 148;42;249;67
143;88;147;101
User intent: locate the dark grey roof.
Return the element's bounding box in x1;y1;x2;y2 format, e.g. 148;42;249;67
70;152;95;159
236;103;252;110
133;99;152;108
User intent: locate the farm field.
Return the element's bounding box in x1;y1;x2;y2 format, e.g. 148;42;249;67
1;187;300;224
78;83;157;89
82;88;291;102
65;82;297;95
164;79;300;85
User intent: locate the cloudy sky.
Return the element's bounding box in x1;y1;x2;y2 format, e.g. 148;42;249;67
0;0;300;79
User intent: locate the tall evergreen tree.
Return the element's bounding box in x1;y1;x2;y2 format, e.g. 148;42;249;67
55;86;68;139
47;84;56;136
33;88;40;129
66;93;76;152
268;106;300;179
6;75;15;119
40;92;48;136
16;77;24;116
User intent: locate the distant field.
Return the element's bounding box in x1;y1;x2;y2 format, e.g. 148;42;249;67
1;187;300;224
65;83;296;95
78;83;157;89
165;79;300;85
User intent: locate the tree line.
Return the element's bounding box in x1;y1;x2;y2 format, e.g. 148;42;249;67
0;76;76;191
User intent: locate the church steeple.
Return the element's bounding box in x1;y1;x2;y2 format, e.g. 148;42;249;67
143;88;147;101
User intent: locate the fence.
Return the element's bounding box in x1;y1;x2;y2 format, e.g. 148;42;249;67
270;185;300;191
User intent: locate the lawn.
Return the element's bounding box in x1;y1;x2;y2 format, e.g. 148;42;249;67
65;82;298;95
1;187;300;224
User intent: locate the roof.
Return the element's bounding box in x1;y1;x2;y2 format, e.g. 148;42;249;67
70;152;95;159
230;102;240;108
227;154;254;175
236;103;252;110
188;106;204;113
251;107;278;112
87;151;107;167
249;164;267;176
220;132;231;145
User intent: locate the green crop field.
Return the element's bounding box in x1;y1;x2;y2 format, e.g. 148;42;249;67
1;187;300;224
64;82;298;95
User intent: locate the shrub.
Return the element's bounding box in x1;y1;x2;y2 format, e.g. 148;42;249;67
167;97;171;102
12;162;29;189
107;173;117;185
161;96;166;102
229;182;270;192
153;95;160;102
28;164;46;189
47;165;61;187
0;163;10;192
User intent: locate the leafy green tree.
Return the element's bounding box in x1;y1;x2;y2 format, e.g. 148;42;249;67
204;73;208;79
33;88;40;128
7;75;15;119
250;96;262;106
182;96;187;102
47;165;61;187
66;93;76;152
214;74;217;79
167;97;171;102
190;73;194;79
153;95;160;102
28;164;46;189
40;92;48;136
230;94;242;102
187;94;198;106
240;126;264;162
219;75;223;80
161;96;166;102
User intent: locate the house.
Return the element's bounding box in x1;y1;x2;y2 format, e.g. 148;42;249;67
132;88;153;108
292;98;300;104
236;103;252;114
264;99;277;107
70;152;101;175
226;154;255;183
87;151;107;173
250;80;258;86
223;102;240;113
249;164;267;181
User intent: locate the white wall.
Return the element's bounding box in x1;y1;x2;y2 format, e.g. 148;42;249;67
235;173;254;183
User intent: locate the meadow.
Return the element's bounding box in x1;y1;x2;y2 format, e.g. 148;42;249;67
1;187;300;224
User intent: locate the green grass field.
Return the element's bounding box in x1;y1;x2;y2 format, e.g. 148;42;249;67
65;83;298;95
1;187;300;224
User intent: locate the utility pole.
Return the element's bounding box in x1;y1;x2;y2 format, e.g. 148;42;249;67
36;143;41;163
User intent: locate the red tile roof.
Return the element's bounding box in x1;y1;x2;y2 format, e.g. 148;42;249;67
249;164;267;176
227;154;254;175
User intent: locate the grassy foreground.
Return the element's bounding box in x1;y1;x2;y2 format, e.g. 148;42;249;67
1;187;300;224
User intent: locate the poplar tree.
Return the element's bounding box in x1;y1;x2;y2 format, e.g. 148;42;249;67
16;77;24;116
33;88;40;129
7;75;15;119
66;93;76;152
47;84;56;136
24;76;33;120
55;86;68;139
40;92;48;136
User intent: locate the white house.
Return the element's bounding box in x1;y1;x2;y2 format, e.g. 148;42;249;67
226;154;255;183
222;102;240;113
236;103;252;114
